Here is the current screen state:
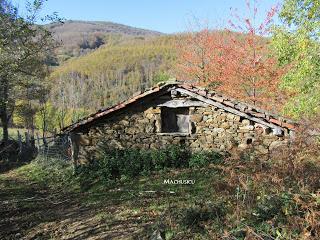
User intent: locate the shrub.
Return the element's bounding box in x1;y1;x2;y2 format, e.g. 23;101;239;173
252;193;297;223
76;145;222;189
180;200;227;231
189;151;224;168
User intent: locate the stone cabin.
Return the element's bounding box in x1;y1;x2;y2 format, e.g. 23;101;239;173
62;82;295;164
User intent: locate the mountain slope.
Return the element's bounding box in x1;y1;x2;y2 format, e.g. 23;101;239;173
49;35;177;128
48;20;163;38
47;20;164;61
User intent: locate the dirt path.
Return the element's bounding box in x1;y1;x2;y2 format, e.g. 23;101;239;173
0;172;157;240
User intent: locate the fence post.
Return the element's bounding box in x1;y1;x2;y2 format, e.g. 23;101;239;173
17;130;21;141
30;135;35;147
36;133;40;148
17;130;22;153
43;134;47;148
25;132;30;147
53;128;57;141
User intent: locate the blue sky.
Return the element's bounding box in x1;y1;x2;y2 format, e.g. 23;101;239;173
13;0;283;33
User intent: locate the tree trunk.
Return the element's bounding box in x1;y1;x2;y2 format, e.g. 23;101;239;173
1;112;9;142
0;76;10;143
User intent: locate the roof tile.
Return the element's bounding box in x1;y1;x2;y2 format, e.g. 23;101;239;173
62;82;296;133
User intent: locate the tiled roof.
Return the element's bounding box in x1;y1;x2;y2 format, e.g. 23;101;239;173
62;82;296;133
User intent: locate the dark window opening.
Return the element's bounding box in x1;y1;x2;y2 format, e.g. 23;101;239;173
264;127;272;134
161;107;189;133
246;138;253;144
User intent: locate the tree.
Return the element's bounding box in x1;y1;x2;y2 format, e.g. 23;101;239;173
220;0;283;108
0;0;58;142
177;0;284;109
176;29;230;86
272;0;320;117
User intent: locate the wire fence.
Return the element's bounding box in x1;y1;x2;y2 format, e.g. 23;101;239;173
37;134;71;160
2;130;71;161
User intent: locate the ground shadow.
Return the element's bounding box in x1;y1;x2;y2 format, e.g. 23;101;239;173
0;174;160;240
0;161;29;174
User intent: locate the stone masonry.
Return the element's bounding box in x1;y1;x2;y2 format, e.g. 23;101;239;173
71;98;289;164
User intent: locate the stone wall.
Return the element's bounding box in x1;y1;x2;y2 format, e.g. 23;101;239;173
72;96;290;163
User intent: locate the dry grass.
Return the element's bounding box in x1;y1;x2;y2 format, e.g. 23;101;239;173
0;119;319;239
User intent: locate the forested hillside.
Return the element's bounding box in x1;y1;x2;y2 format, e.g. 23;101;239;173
48;35;177;129
47;20;163;62
47;30;270;131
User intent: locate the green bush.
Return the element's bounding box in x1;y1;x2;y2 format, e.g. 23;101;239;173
76;145;222;189
148;145;190;170
189;151;224;168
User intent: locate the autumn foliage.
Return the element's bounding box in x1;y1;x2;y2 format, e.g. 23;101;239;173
176;29;231;87
177;0;286;110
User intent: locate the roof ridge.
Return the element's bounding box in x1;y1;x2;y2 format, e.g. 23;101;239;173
176;83;295;125
62;82;296;133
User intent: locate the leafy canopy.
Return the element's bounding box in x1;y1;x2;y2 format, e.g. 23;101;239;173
177;0;283;110
0;0;59;140
272;0;320;117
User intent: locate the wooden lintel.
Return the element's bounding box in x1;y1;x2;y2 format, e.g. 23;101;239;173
157;99;209;108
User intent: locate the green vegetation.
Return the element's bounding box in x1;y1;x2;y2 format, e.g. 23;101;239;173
1;0;320;238
272;0;320;117
2;0;320;139
76;145;223;189
3;141;318;239
0;128;27;140
0;0;58;142
47;20;162;62
15;156;77;191
47;35;176;130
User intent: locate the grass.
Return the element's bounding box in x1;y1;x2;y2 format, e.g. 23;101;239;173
14;157;77;192
1;149;319;239
0;156;225;239
0;128;26;140
0;128;44;141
